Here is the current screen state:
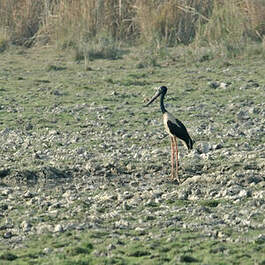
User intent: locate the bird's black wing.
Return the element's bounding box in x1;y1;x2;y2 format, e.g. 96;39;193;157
167;119;193;149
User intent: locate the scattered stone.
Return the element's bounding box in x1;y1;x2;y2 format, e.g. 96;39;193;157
199;142;212;154
178;190;189;200
237;189;250;198
220;82;230;89
23;191;34;198
37;224;53;234
213;143;223;150
255;235;265;244
54;224;64;233
107;244;116;250
3;231;13;239
237;110;249;120
135;227;146;235
20;221;32;232
43;248;52;254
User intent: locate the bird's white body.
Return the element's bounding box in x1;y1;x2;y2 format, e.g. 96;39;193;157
163;111;192;150
163;111;179;136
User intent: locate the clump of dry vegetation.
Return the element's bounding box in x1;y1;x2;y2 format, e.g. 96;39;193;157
0;27;9;52
0;0;264;57
0;0;45;46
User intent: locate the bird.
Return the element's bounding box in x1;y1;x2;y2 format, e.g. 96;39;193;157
145;86;193;183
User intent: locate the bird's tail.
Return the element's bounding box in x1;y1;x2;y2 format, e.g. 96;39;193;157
186;137;193;150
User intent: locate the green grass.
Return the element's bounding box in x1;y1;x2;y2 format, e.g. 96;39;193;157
199;200;221;208
1;228;264;264
0;45;264;264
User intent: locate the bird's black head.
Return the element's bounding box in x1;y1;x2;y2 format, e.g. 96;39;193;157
145;86;168;107
159;86;167;95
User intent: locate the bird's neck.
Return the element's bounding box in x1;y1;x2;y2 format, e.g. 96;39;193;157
160;93;167;114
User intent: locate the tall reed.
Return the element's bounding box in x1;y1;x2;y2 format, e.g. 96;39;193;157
0;0;264;51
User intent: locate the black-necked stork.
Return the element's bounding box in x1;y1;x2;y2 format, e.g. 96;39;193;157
145;86;193;183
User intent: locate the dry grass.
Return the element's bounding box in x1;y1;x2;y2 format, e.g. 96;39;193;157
0;0;45;46
0;27;9;52
195;0;265;43
0;0;264;56
44;0;137;47
134;0;213;46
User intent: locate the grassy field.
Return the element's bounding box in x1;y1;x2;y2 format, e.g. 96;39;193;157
0;43;265;265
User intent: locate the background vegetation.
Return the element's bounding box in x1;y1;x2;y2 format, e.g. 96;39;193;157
0;0;264;57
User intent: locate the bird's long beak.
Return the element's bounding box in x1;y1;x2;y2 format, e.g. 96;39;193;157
144;90;161;107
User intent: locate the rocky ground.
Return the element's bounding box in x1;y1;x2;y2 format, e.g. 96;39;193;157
0;46;264;264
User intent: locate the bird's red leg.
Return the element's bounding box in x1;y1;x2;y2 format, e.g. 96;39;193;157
170;137;175;180
173;136;180;183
